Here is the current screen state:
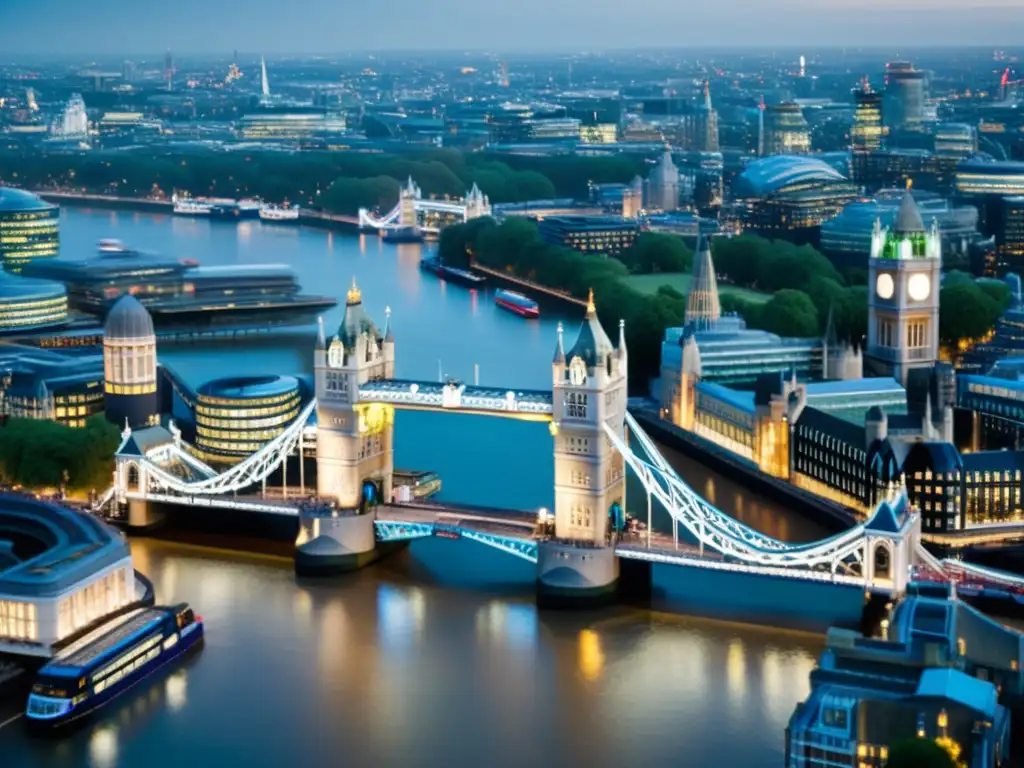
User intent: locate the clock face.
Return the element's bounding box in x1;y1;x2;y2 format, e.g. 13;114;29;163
908;273;931;302
876;273;895;300
569;357;587;386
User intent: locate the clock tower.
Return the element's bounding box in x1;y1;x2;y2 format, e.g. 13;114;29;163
865;191;941;387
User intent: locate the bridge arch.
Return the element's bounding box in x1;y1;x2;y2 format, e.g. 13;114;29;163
872;539;894;582
125;462;140;492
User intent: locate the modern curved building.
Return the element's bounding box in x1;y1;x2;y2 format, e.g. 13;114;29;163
103;294;158;429
0;188;60;273
0;271;68;334
821;189;979;269
733;155;859;237
0;494;138;657
194;375;302;463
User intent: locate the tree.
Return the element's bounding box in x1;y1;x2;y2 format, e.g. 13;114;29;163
619;232;693;274
884;738;956;768
757;290;820;338
0;416;120;491
939;282;1001;348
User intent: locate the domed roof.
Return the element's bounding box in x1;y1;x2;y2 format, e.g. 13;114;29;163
733;155;847;198
0;187;55;213
0;270;65;303
104;294;154;339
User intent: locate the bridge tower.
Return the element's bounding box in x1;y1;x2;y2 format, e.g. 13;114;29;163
298;278;395;575
399;177;420;229
463;182;491;221
539;291;627;605
314;277;395;506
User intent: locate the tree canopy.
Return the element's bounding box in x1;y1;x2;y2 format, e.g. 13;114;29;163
0;416;121;491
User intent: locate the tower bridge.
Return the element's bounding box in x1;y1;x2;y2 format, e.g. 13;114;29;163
96;278;1024;609
357;177;491;235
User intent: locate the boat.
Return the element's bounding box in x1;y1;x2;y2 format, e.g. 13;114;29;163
172;197;212;216
260;204;300;223
382;226;424;244
20;241;338;331
237;199;261;219
393;469;441;500
494;289;539;318
25;603;203;728
419;255;486;289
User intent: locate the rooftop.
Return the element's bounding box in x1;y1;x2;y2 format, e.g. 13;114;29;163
197;375;300;400
0;272;66;303
0;495;130;599
733;155;848;198
0;187;56;214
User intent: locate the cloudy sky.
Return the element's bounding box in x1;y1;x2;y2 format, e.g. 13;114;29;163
2;0;1023;55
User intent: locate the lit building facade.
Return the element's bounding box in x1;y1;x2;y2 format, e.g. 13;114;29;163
0;272;68;334
103;295;158;429
0;496;136;657
761;102;811;156
0;188;60;274
934;123;977;159
238;108;347;141
537;215;639;256
851;86;884;153
865;191;941;388
194;375;302;463
1;347;105;427
955;158;1024;197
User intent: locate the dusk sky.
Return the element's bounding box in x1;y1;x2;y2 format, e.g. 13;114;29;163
3;0;1024;55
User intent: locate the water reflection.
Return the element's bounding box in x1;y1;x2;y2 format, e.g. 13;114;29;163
88;726;118;768
165;672;188;713
377;584;425;653
578;628;604;682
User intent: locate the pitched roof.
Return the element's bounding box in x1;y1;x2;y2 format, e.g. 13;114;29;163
894;189;926;234
796;406;867;448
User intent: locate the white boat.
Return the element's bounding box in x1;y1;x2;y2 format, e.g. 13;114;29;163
259;204;300;222
173;196;212;216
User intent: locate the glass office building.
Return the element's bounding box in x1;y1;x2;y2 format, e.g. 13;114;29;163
537;215;639;256
0;188;60;274
0;271;68;334
194;375;302;463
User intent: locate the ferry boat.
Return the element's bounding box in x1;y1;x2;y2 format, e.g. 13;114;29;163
419;255;486;289
259;204;300;223
495;289;539;318
172;197;212;216
25;604;203;728
237;199;261;219
382;225;424;244
393;469;441;500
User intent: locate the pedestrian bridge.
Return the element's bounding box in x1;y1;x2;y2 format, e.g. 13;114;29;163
358;379;552;421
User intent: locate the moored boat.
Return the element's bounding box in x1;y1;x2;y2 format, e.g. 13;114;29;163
495;289;539;318
419;255;486;288
259;204;300;223
25;603;203;728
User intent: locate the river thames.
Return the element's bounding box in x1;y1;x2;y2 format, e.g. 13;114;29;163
2;208;832;767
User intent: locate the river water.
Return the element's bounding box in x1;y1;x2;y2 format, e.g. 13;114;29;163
1;208;831;767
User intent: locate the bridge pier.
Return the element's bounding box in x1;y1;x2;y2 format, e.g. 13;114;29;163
535;541;619;608
294;508;379;576
126;498;164;531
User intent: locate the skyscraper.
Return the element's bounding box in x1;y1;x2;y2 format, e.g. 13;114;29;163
164;49;174;91
645;148;681;212
762;102;811;156
851;83;884;153
884;61;927;132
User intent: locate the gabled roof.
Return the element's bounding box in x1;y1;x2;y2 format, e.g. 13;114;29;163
865;497;905;534
567;290;615;369
796;406;867;448
117;425;174;457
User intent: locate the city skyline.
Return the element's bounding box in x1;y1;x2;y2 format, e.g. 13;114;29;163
3;0;1024;55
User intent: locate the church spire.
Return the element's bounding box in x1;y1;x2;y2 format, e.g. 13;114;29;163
383;305;394;342
586;287;596;318
685;235;721;329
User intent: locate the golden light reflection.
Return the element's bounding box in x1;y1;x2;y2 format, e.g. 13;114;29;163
165;671;187;712
704;477;716;506
89;725;118;768
293;587;313;621
726;639;746;702
578;629;605;682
